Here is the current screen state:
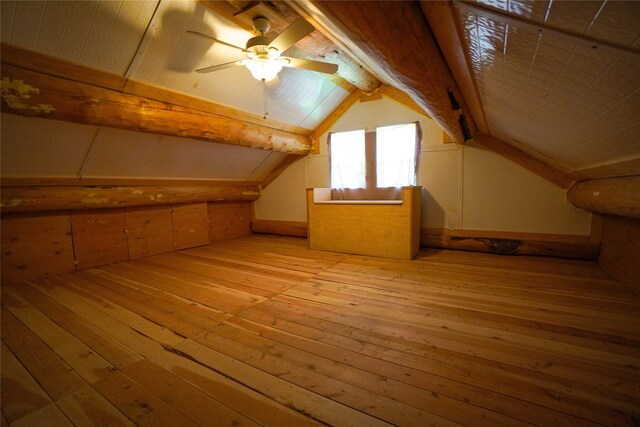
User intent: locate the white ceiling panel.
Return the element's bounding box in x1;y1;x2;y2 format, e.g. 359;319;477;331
457;1;640;171
80;127;274;181
1;114;98;178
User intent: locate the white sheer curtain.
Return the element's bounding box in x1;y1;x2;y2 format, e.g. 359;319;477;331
376;123;418;187
330;129;366;189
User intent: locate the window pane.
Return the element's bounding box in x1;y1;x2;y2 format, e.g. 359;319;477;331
330;130;366;189
376;123;417;187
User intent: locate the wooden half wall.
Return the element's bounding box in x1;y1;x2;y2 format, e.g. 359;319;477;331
598;215;640;294
1;201;252;285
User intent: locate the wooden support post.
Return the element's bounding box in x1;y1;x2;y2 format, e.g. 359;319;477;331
566;176;640;219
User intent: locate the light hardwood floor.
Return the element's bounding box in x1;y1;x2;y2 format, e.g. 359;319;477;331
2;235;639;426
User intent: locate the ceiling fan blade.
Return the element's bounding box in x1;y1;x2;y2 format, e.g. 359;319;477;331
282;57;338;74
186;30;247;52
268;18;315;52
195;61;244;73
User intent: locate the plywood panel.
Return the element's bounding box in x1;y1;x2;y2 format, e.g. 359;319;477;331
70;209;129;269
1;213;75;284
208;202;252;242
125;206;174;259
172;203;210;250
599;215;640;294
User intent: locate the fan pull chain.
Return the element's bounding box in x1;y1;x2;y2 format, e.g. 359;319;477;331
262;79;269;120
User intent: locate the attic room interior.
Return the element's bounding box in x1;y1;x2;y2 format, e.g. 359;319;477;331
1;0;639;425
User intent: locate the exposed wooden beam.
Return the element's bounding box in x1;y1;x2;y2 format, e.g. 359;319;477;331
1;43;310;136
200;1;380;93
293;1;476;144
1;185;260;213
379;85;432;119
260;154;305;190
566;176;640;219
567;158;640;181
420;1;489;134
0;177;261;187
472;133;574;189
1;63;311;155
309;89;363;154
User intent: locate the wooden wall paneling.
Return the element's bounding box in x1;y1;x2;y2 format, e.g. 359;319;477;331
172;203;210;250
208;202;253;242
599;215;640;293
70;209;129;269
1;213;75;284
125;206;174;260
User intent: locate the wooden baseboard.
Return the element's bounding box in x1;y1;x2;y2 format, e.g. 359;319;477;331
251;219;308;237
422;228;599;260
249;220;599;259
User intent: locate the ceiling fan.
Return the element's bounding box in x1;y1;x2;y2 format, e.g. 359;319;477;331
188;16;338;82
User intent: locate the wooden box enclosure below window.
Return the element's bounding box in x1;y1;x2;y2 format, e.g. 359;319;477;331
306;186;421;260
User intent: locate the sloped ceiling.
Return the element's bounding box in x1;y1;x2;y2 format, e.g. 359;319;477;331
1;0;638;185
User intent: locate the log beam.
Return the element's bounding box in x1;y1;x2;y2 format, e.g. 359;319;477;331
1;185;260;213
566;176;640;219
1;43;311;154
293;1;476;143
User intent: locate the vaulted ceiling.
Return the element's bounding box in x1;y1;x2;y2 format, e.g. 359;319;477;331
1;0;639;187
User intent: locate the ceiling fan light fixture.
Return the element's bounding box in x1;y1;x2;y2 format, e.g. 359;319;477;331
244;57;288;82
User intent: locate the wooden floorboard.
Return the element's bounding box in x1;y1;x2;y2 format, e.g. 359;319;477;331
2;235;639;426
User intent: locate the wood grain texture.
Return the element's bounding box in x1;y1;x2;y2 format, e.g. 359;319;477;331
307;187;421;259
1;213;75;284
1;235;639;425
0;64;311;155
70;209;129;269
1;184;260;213
208;202;253;242
567;158;640;181
1;42;311;136
307;0;476;143
251;219;308;237
599;215;640;294
125;206;174;260
422;228;600;260
172;203;210;250
567;176;640;218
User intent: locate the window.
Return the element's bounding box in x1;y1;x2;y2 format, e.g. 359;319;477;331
330;123;420;190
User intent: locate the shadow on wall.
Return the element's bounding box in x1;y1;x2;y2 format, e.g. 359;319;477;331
421;187;445;228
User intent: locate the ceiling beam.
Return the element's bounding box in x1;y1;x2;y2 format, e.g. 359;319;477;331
1;45;311;155
1;184;260;213
420;1;488;134
472;134;574;189
309;89;363;154
567;158;640;181
292;0;477;144
567;176;640;219
200;1;380;93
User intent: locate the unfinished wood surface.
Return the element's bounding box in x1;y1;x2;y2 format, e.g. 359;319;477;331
2;235;638;425
0;64;311;155
125;206;174;260
307;186;422;259
567;176;640;219
208;202;252;242
171;203;210;250
599;215;640;294
251;219;309;237
70;209;129;269
1;213;75;284
299;1;476;144
1;184;260;214
422;227;600;260
1;42;312;138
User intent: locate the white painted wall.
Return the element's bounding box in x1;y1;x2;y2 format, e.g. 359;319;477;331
254;96;593;236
